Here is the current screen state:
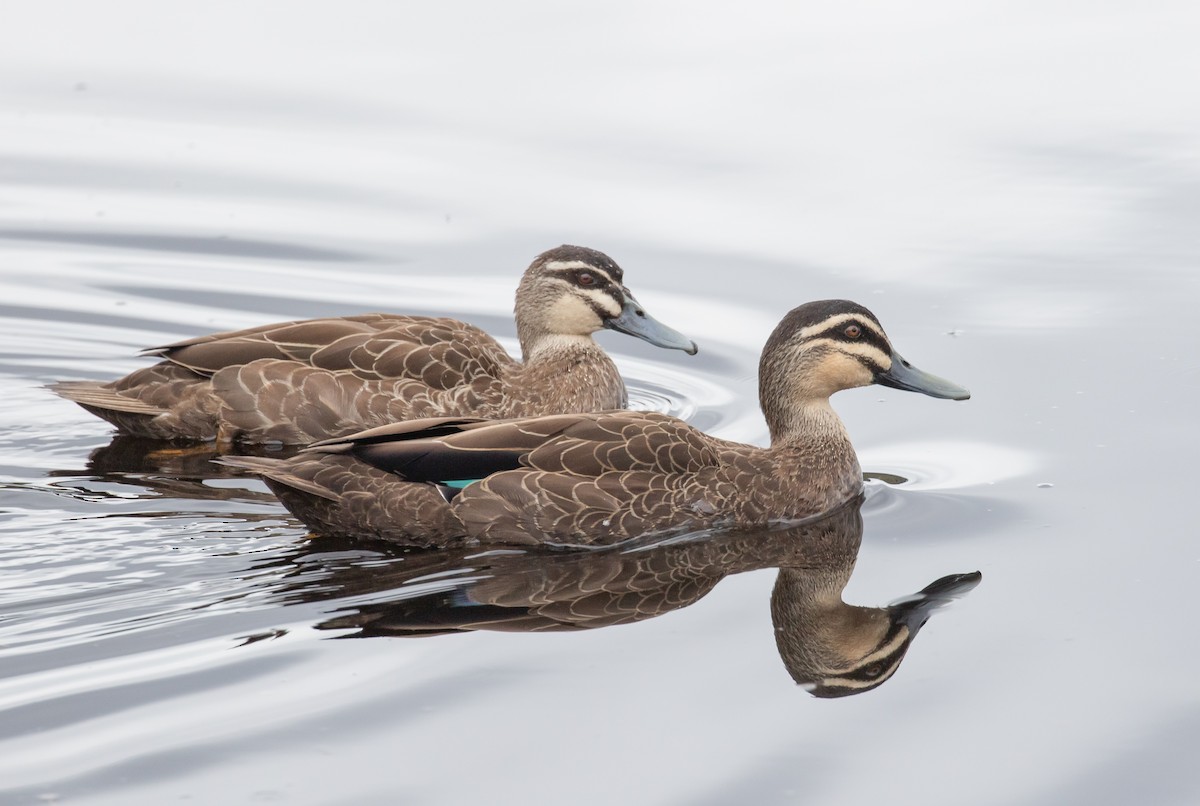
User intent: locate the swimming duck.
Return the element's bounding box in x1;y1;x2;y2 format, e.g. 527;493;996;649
52;245;696;444
220;299;969;546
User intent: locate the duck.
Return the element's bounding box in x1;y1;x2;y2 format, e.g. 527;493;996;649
51;245;697;445
219;299;969;546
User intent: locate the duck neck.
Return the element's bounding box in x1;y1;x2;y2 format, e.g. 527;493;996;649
765;399;862;495
521;332;599;363
511;334;626;412
767;399;851;451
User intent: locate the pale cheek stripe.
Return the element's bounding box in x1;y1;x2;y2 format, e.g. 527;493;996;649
857;629;910;666
579;288;622;317
548;290;621;325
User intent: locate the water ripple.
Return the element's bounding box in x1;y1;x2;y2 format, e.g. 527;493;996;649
858;439;1036;490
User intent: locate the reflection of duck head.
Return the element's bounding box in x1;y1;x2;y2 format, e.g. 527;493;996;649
772;555;981;697
299;496;978;697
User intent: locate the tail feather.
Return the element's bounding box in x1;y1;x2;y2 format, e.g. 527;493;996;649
50;381;166;415
214;455;342;501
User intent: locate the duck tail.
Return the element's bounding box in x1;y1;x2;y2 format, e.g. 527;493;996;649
50;381;165;415
214;455;342;502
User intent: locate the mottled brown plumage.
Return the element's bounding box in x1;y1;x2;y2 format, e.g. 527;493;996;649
221;300;970;546
51;245;696;444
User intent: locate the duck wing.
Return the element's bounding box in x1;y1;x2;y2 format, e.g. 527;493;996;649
149;314;516;387
459;412;741;544
315;411;720;478
316;412;736;546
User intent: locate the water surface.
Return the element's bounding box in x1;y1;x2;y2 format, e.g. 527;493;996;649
2;4;1198;805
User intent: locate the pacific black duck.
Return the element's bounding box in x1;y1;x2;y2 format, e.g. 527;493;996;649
221;299;969;547
52;245;696;445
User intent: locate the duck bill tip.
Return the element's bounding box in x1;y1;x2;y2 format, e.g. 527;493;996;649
605;294;697;354
876;351;970;401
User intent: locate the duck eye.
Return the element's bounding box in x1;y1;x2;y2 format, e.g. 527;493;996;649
844;324;862;339
578;272;596;286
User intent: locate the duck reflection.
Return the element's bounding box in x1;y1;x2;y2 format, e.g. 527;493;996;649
45;435;288;503
294;495;979;697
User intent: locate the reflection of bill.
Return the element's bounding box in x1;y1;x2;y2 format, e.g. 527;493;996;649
300;496;979;698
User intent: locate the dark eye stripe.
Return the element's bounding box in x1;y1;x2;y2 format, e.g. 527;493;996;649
577;285;624;319
841;658;902;684
801;337;890;374
808;321;888;350
849;352;885;373
575;269;610;286
544;264;617;287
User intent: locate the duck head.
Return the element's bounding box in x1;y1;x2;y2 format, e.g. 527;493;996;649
758;299;969;441
516;245;697;357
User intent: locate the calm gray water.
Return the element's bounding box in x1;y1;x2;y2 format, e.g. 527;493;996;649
2;4;1199;805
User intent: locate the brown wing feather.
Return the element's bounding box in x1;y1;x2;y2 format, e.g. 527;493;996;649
73;314;521;442
319;414;593;472
152;314;516;387
270;410;739;545
427;411;740;545
521;412;722;474
209;360;503;444
455;468;718;545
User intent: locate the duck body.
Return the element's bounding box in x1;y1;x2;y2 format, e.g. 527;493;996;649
52;246;696;445
222;299;970;547
227;407;864;547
